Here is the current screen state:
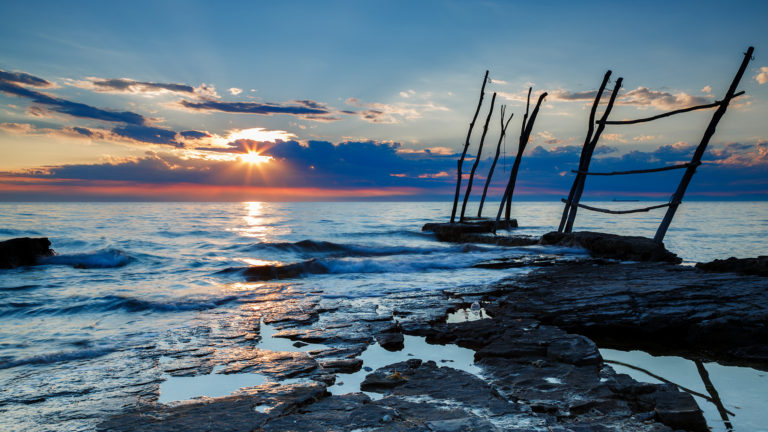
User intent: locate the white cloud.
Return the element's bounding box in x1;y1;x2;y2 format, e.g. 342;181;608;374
755;66;768;84
229;87;243;95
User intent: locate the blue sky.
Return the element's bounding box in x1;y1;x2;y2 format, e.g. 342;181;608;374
1;0;767;200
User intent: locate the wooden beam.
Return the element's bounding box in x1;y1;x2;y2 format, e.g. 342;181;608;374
558;71;612;232
564;77;624;233
601;91;745;125
460;92;496;221
560;199;670;214
654;47;754;243
572;161;700;176
450;70;488;223
478;105;513;217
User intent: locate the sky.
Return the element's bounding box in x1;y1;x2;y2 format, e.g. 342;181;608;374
1;0;767;201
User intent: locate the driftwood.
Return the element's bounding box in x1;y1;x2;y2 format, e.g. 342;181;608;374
558;71;612;233
460;92;496;221
654;46;754;242
478;105;514;217
451;71;488;223
495;89;547;228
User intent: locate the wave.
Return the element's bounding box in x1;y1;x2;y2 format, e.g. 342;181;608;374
222;252;495;281
40;248;134;269
0;346;116;370
233;239;489;258
0;294;242;317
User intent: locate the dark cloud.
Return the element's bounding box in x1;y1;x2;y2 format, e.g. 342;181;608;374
112;125;180;146
0;70;53;87
87;78;195;94
0;79;146;125
8;138;765;200
72;127;92;136
180;130;210;139
178;99;336;120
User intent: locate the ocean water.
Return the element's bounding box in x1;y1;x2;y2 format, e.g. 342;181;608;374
0;201;765;431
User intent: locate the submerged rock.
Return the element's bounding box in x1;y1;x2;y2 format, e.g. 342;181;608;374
0;237;54;269
696;256;768;276
422;219;517;242
540;231;681;263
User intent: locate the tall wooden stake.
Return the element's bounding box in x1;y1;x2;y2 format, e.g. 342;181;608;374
558;71;612;232
495;90;547;227
653;46;754;243
451;70;489;223
478;105;514;217
563;77;623;233
461;92;496;221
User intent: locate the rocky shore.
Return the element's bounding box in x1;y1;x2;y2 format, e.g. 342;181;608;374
96;245;768;431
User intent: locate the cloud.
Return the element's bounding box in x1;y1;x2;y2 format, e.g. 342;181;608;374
229;87;243;95
65;76;221;99
755;67;768;84
0;77;147;124
0;70;55;88
3;139;767;200
619;87;711;110
112;125;181;146
701;85;712;94
177;98;339;121
602;133;627;143
345;97;449;124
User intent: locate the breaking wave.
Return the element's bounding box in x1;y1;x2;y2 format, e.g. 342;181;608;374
40;248;134;269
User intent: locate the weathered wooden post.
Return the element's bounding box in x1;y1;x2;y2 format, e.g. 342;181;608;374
478;105;514;217
653;46;754;243
450;71;489;223
563;77;623;233
558;71;612;232
495;89;547;227
460;93;496;221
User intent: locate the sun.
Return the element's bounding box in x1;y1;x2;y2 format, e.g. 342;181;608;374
240;151;272;165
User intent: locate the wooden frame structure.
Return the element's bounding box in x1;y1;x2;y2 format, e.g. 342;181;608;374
558;47;754;243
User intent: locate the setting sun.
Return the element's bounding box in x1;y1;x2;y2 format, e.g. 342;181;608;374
240;151;272;165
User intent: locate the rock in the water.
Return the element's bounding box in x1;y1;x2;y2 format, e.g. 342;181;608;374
422;219;517;242
696;256;768;276
375;331;404;351
540;231;681;263
0;237;54;269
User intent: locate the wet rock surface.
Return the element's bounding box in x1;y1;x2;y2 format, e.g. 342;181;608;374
540;231;681;263
422;220;521;243
0;237;54;268
696;255;768;276
491;260;768;368
92;256;768;431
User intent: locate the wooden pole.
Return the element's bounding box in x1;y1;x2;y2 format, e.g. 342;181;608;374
505;88;531;220
460;92;496;221
654;47;754;243
558;71;612;232
450;71;488;223
478;105;514;217
495;90;548;228
563;77;623;233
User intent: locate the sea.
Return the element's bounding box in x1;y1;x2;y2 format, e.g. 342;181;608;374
0;201;766;431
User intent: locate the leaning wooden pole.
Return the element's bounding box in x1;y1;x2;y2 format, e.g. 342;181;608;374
653;46;754;243
495;90;547;227
558;71;612;232
460;92;496;221
478;105;513;217
450;70;489;223
502;88;531;220
563;77;623;233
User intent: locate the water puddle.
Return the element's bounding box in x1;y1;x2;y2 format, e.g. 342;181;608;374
600;348;768;432
329;334;482;398
159;320;482;404
158;365;268;404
